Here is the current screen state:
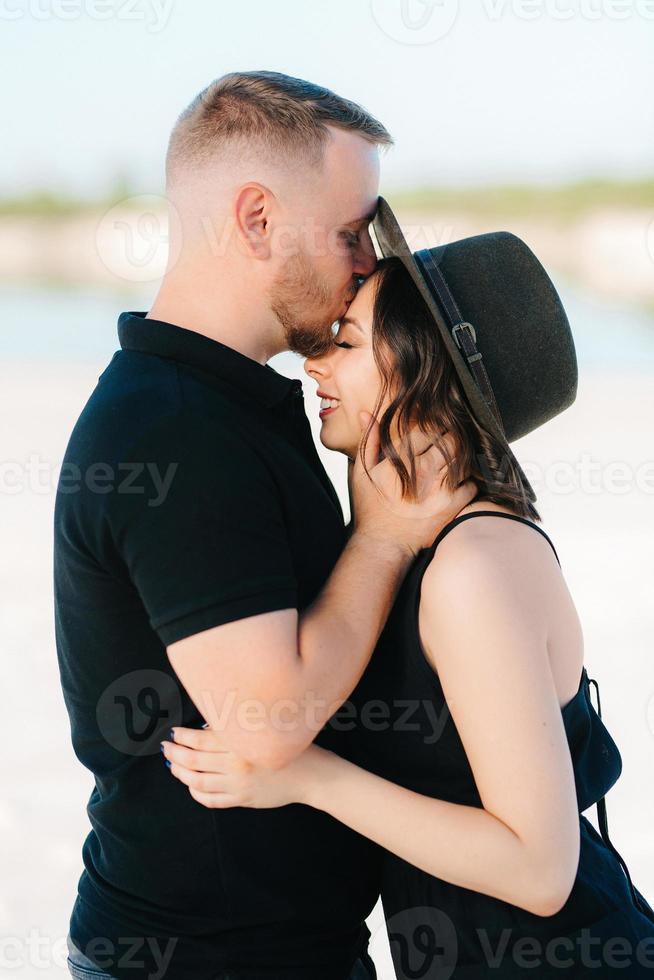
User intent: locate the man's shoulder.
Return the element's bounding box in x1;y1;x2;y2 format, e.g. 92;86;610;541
66;350;255;464
66;349;180;451
55;351;276;534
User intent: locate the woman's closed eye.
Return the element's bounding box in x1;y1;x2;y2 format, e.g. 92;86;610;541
333;340;354;349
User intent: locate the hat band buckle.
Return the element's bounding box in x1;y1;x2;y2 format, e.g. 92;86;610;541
451;321;477;351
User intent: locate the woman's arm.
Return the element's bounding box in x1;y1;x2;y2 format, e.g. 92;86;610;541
163;532;580;917
299;748;571;918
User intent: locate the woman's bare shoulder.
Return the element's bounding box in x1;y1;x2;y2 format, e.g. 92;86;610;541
419;502;585;706
420;503;558;632
426;502;556;572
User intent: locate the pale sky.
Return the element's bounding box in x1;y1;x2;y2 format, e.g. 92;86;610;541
3;0;653;197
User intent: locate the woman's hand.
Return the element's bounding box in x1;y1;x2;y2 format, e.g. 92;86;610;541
350;412;476;560
161;726;329;809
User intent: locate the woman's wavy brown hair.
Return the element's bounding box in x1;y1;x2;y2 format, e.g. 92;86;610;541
360;256;540;522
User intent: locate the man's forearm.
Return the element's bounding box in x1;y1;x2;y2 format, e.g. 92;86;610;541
279;532;413;756
295;458;409;710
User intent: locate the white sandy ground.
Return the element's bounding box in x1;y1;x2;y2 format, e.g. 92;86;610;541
1;359;653;978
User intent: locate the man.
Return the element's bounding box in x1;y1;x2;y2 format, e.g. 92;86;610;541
55;71;474;980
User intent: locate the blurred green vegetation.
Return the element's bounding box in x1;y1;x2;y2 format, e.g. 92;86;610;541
0;175;651;219
0;173;134;217
387;177;654;219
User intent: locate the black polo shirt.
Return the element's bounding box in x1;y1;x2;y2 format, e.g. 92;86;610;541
54;312;381;980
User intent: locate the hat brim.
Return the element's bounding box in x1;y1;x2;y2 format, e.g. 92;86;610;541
371;196;537;503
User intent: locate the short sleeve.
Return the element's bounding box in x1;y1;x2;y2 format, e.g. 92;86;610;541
106;414;298;645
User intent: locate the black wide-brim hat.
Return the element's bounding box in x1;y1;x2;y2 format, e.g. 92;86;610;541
372;197;578;503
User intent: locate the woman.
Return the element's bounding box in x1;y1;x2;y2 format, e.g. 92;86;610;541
161;214;654;976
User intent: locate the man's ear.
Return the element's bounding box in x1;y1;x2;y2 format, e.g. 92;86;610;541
233;183;272;259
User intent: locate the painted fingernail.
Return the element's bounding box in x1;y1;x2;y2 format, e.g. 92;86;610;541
169;729;175;741
165;760;172;768
160;743;165;753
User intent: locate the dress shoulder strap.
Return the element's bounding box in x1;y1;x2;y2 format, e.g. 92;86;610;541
429;510;561;567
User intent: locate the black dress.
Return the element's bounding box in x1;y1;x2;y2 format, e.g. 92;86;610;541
345;511;654;978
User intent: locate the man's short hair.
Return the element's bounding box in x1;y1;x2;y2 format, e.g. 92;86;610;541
166;70;393;183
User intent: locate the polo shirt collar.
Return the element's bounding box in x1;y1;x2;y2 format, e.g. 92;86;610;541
118;311;300;408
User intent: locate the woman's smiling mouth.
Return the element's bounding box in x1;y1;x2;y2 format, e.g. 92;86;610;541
317;390;340;419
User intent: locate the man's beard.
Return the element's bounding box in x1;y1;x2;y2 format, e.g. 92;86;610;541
270;251;348;359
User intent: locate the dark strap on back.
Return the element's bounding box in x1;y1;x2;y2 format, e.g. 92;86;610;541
430;510;561;567
414;249;506;434
586;678;654;921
